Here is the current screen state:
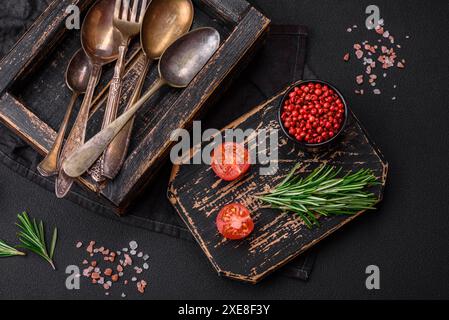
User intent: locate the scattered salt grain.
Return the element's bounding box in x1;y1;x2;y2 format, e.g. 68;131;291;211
129;241;138;250
132;277;137;282
347;28;352;33
130;250;137;256
137;252;143;258
124;254;133;266
143;263;149;270
373;89;381;95
121;293;127;298
76;242;83;248
143;254;149;261
135;267;143;274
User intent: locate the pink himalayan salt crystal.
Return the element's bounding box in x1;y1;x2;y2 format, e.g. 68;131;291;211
356;75;364;84
355;50;364;59
366;66;372;74
124;254;133;266
375;26;384;34
343;53;350;61
86;241;95;254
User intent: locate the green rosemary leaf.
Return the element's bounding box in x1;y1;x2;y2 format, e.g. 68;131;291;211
50;228;58;260
16;212;57;270
0;239;25;258
259;165;379;229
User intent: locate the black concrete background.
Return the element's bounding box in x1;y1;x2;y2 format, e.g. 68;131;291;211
0;0;448;299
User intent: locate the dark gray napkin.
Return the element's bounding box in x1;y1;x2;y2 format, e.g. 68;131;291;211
0;1;315;280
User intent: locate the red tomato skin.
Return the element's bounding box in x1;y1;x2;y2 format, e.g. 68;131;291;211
211;143;251;182
216;203;254;240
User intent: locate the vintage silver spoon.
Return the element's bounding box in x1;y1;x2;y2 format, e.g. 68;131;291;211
55;0;123;198
37;49;92;177
62;27;220;178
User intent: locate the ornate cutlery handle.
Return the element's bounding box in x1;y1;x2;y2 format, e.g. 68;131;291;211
37;93;79;177
63;78;165;178
55;65;102;198
101;54;152;180
98;44;128;180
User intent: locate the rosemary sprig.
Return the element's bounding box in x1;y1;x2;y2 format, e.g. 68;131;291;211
16;212;58;270
0;239;25;258
258;164;379;228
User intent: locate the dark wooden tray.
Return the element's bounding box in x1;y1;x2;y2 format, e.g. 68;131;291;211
168;86;388;284
0;0;270;213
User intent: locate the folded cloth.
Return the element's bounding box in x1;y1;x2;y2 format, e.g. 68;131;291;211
0;0;316;280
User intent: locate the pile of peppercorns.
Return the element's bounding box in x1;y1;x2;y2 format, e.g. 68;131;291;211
280;82;346;144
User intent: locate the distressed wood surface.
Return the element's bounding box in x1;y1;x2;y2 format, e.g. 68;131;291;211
0;0;96;94
0;93;99;192
0;0;270;212
168;88;388;283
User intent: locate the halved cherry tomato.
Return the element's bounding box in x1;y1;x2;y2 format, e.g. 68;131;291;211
211;142;250;181
216;203;254;240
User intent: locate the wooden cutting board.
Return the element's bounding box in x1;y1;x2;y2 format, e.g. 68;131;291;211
168;86;388;284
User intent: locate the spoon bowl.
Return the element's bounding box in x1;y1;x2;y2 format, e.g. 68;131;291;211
141;0;194;60
81;0;123;64
160;27;221;87
65;49;92;94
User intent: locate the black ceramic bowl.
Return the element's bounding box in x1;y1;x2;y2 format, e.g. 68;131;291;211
278;79;348;152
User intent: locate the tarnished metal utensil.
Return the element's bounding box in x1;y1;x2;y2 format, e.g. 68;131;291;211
93;0;149;181
37;49;92;177
62;27;220;178
101;0;194;180
55;0;123;198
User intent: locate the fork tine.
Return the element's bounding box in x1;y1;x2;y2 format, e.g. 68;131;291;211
122;0;130;20
131;0;139;22
114;0;121;19
138;0;148;23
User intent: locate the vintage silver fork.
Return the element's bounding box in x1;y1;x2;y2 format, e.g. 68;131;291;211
90;0;147;182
